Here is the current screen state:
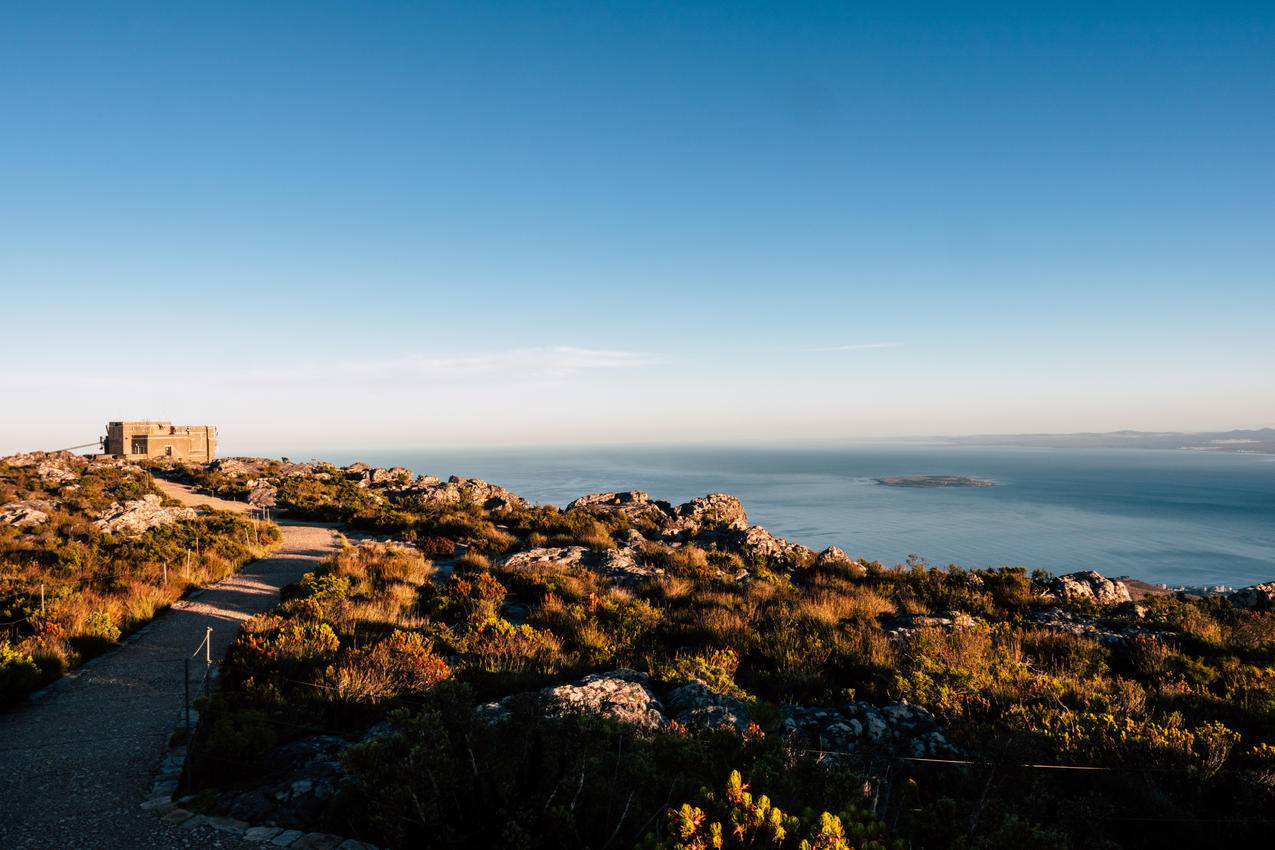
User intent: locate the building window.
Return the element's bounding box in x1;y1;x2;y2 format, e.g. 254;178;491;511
131;441;145;454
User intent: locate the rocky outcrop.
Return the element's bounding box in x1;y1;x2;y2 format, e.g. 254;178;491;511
94;494;196;536
1229;582;1275;612
501;546;592;572
1049;571;1132;605
881;611;977;637
247;484;278;508
669;494;749;535
0;500;56;528
814;546;860;572
480;669;666;729
220;735;347;827
1027;606;1165;645
566;491;675;528
404;475;525;511
664;681;748;732
369;466;412;486
781;700;955;761
703;525;816;566
2;451;82;484
210;457;255;477
499;546;664;587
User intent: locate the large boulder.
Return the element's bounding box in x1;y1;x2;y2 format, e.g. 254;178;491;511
1026;606;1166;646
368;466;413;487
669;494;749;535
565;491;675;529
880;611;977;638
814;546;860;572
0;500;56;528
1230;582;1275;612
210;457;255;477
500;546;593;572
705;525;816;567
2;451;82;484
1049;570;1132;606
781;700;954;761
480;670;666;730
405;475;526;511
664;681;748;732
94;494;196;536
499;546;663;588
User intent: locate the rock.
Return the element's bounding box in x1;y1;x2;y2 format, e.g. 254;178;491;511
704;525;816;566
592;547;664;587
214;458;250;475
1026;606;1166;645
500;546;593;573
880;611;977;637
2;451;82;483
781;700;954;761
482;670;666;730
291;834;344;850
221;735;347;828
94;494;196;535
781;705;862;752
911;731;954;757
1049;571;1132;606
1;452;40;468
1230;582;1275;612
403;475;526;511
248;484;278;508
244;826;284;842
814;546;860;572
35;459;79;484
272;831;307;847
206;815;249;834
566;491;675;528
669;494;749;535
541;669;666;729
617;529;650;548
664;681;748;732
0;500;55;528
499;546;663;588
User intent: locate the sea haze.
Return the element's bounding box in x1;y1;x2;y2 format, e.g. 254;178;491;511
302;444;1275;589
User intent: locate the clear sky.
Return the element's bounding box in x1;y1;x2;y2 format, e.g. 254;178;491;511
2;1;1272;454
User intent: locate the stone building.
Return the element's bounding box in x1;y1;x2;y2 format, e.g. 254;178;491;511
104;421;217;462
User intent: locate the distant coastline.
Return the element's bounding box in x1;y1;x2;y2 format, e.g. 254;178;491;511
927;427;1275;455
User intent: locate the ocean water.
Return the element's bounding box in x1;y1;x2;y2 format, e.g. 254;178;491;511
308;444;1275;589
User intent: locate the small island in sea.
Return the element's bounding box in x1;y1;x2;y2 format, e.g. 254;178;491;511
876;474;996;488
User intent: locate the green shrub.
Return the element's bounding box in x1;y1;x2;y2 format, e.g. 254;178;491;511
0;642;40;704
283;571;351;602
653;770;895;850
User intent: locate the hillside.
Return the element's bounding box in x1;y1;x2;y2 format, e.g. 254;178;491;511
137;455;1275;850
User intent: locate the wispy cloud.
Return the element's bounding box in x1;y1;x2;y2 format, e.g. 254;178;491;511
805;342;902;352
248;346;658;385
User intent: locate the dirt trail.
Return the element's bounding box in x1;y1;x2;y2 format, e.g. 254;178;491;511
0;481;341;849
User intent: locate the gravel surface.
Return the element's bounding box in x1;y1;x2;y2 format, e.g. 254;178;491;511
0;482;341;849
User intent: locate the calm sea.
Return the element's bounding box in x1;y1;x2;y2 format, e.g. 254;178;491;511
302;444;1275;589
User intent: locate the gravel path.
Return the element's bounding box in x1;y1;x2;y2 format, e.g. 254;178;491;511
0;482;341;849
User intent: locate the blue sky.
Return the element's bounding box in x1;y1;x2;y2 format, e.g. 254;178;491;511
1;2;1272;452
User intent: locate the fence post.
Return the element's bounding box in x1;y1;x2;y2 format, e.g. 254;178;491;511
40;583;45;616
